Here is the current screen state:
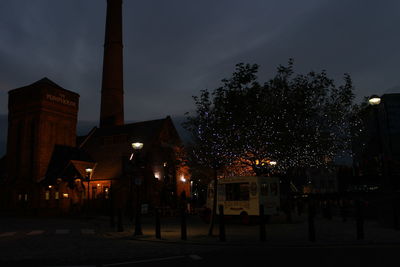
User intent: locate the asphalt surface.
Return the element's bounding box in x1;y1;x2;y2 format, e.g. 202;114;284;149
0;214;400;267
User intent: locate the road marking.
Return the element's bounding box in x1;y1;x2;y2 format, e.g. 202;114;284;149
103;256;186;266
81;229;95;234
27;230;45;236
189;254;203;260
0;232;16;237
55;229;69;234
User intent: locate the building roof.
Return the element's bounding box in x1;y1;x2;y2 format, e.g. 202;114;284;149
44;145;95;184
8;77;80;97
79;116;181;148
79;116;182;180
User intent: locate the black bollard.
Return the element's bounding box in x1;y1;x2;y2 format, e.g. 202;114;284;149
297;200;303;216
308;200;316;242
326;200;332;220
393;198;399;230
134;206;143;236
341;199;348;223
109;195;115;228
117;208;124;232
181;206;187;240
110;206;115;228
219;205;226;242
259;204;266;242
356;199;364;240
155;208;161;239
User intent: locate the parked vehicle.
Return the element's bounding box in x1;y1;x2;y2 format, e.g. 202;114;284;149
205;176;280;223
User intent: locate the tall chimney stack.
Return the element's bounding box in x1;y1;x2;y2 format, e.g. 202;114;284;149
100;0;124;128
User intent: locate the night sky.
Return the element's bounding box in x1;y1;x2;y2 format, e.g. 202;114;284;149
1;0;400;154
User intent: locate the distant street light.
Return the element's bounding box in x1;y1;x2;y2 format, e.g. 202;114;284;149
368;95;381;106
132;142;144;150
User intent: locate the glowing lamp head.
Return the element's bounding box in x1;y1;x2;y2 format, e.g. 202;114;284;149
85;168;93;180
180;176;186;182
368;95;381;106
269;161;277;166
131;142;144;150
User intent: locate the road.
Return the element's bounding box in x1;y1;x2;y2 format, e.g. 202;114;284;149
1;215;400;266
97;244;400;267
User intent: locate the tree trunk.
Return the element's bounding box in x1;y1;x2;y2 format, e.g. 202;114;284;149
208;168;218;236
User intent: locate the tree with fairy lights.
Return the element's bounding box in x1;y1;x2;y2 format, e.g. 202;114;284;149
183;90;234;236
261;59;357;176
185;59;358;230
211;60;357;177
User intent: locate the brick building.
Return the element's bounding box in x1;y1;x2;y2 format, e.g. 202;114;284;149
0;0;190;214
2;78;81;210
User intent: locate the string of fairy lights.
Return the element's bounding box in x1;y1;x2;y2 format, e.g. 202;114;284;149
185;62;362;176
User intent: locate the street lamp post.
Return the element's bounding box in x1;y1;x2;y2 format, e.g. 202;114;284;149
85;168;93;214
131;142;144;236
369;95;399;229
368;95;386;186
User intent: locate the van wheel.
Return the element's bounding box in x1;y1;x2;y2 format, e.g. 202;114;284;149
240;211;250;225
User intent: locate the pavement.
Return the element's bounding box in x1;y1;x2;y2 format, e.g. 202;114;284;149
131;212;400;246
1;212;400;266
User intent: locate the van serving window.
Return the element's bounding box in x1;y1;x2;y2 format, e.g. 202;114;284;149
225;183;249;201
261;183;269;196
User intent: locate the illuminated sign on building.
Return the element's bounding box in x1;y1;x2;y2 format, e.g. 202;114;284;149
46;94;77;107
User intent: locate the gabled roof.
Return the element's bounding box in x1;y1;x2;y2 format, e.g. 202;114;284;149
44;145;95;184
94;118;167;143
32;77;65;90
8;77;79;97
79;116;180;147
79;116;182;180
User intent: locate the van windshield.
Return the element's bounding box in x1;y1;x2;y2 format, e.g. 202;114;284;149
225;183;249;201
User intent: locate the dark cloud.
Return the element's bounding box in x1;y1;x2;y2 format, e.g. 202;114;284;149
0;0;399;127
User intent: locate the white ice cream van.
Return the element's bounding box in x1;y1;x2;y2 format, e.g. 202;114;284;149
206;176;280;220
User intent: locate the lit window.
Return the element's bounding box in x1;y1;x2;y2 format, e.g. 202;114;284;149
45;191;50;200
63;193;69;199
24;194;28;201
18;194;22;201
55;192;59;200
